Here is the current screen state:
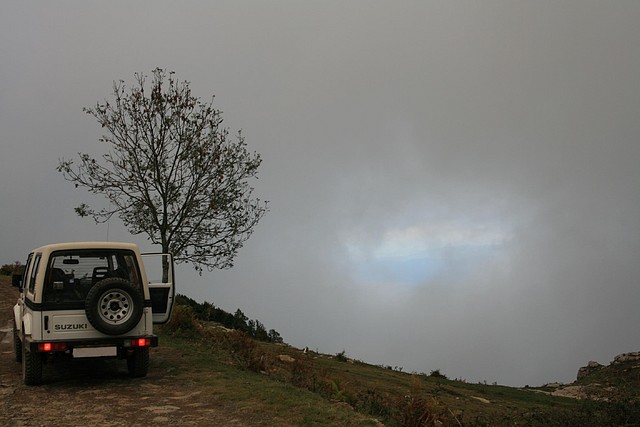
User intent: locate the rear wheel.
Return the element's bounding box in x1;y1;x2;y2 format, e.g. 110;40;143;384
127;347;149;378
22;344;43;386
13;321;22;363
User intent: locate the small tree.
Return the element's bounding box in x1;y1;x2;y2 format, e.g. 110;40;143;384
253;320;269;342
268;329;283;344
232;308;249;332
0;261;24;276
58;68;268;272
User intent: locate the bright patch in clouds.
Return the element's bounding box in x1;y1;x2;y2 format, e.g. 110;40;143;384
373;223;509;259
345;221;511;286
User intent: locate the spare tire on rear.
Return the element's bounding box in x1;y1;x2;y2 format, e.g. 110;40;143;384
85;278;144;335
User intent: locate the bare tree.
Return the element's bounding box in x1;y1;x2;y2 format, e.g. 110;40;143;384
58;68;268;272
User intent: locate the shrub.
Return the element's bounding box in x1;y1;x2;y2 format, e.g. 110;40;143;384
226;330;265;372
429;369;448;380
290;357;313;389
161;305;198;336
356;389;391;418
335;350;348;362
392;394;452;427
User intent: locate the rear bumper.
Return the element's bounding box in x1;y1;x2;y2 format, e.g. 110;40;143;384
26;335;158;353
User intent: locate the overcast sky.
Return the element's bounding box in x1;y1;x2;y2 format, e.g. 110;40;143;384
2;1;639;387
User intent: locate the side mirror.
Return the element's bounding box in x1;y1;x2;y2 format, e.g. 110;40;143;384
12;274;23;289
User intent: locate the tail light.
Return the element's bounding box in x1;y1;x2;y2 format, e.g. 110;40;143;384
124;338;151;348
37;342;68;352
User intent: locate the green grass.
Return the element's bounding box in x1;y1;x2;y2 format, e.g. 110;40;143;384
154;329;380;426
156;310;595;426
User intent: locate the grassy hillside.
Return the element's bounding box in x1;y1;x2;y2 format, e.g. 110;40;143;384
4;271;638;426
159;301;640;426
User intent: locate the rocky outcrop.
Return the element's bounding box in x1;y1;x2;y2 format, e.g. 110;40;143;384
611;351;640;364
470;396;491;404
577;360;602;380
576;352;640;381
548;351;640;401
552;385;587;399
278;354;295;363
551;384;614;401
575;352;640;381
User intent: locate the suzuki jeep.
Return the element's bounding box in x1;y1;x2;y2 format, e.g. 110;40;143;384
12;242;174;385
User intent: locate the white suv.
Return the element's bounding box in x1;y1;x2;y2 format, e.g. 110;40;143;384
12;242;175;385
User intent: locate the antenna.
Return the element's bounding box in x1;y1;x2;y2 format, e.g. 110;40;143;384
106;202;112;241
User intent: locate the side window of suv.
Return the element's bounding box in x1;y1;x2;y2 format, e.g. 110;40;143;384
28;254;41;295
21;253;33;290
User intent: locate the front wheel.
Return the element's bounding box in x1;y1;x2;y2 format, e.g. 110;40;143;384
22;344;43;386
127;348;149;378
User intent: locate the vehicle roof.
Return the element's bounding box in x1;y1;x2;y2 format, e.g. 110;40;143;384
31;241;140;254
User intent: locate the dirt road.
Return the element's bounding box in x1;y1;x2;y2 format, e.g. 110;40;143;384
0;279;270;426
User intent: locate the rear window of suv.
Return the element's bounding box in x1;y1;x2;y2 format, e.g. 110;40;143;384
42;249;141;307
